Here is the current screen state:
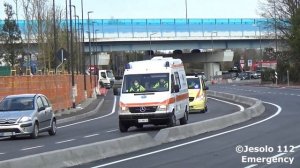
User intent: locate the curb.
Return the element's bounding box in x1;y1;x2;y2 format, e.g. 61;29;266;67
0;91;265;168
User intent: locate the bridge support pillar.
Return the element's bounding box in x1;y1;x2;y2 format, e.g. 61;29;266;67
204;63;221;81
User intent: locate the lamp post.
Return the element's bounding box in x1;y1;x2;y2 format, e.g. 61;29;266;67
69;0;75;108
53;0;57;73
149;32;157;57
185;0;187;22
76;15;80;74
92;22;97;90
81;0;87;99
71;5;78;74
88;11;93;96
65;0;70;74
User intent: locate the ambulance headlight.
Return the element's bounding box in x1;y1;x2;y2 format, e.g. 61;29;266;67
157;105;167;111
120;106;129;113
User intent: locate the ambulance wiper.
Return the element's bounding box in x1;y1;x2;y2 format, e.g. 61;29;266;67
133;92;155;96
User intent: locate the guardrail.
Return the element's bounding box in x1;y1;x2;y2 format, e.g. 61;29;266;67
0;91;265;168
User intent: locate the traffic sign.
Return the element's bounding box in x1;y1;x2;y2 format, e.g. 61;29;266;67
275;71;278;79
56;48;69;62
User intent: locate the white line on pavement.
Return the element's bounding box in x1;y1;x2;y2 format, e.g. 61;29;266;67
21;145;44;151
0;153;5;155
244;164;257;168
84;134;99;138
208;97;244;111
58;96;117;129
106;129;118;133
55;139;76;144
91;101;281;168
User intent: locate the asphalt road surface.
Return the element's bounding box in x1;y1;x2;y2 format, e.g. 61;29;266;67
76;84;300;168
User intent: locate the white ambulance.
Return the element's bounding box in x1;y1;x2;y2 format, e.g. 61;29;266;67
114;56;189;132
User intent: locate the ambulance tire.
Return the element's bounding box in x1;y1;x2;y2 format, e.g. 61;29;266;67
180;110;188;125
119;121;129;132
168;112;176;127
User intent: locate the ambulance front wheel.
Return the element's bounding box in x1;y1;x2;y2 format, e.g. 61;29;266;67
119;120;129;132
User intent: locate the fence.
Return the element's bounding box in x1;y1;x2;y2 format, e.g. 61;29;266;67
0;75;96;112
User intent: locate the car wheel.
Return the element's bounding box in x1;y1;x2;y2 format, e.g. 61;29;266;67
202;105;208;113
119;121;129;133
48;119;57;136
179;111;188;125
30;122;39;139
168;113;176;127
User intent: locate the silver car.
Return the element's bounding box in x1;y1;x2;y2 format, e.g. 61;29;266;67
0;94;57;139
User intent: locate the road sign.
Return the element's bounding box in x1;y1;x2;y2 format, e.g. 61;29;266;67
248;59;252;67
240;63;245;69
275;71;278;79
56;48;69;62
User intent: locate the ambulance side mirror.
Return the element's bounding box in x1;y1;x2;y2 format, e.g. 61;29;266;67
172;85;180;93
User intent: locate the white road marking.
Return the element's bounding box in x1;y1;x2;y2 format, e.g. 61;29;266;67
271;152;286;158
244;164;257;168
106;129;118;133
84;134;99;138
55;139;76;144
21;145;44;151
91;101;281;168
295;145;300;149
208;97;245;111
0;153;5;155
58;96;117;129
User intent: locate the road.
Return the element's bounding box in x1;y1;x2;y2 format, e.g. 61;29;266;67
77;84;300;168
0;89;243;161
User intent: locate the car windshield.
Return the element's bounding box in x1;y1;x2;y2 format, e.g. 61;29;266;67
187;78;201;89
122;73;169;93
107;71;114;78
0;97;34;111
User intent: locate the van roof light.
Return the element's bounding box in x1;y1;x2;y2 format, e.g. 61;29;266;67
125;63;131;69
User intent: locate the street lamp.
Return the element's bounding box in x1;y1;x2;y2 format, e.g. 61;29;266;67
88;11;93;96
69;0;75;108
76;15;80;74
81;0;87;99
71;5;78;74
185;0;188;22
149;32;157;57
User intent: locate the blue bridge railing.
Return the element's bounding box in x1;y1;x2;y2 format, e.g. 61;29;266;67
1;18;274;38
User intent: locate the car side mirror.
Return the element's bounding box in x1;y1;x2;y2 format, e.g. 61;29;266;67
38;106;46;112
113;87;120;96
172;85;180;93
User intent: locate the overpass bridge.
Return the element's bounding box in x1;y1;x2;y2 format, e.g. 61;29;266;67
11;18;276;52
2;18;277;77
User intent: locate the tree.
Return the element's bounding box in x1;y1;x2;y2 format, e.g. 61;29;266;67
0;3;23;67
259;0;300;83
259;0;300;61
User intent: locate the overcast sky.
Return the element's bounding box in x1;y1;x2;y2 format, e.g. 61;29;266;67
0;0;263;20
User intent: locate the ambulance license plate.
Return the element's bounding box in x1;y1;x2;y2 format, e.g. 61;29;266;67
138;119;148;123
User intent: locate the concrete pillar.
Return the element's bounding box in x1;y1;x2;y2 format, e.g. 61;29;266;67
204;63;220;81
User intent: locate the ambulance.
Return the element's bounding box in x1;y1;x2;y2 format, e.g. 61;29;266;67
114;56;189;132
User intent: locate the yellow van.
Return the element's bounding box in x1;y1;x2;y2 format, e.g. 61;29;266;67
186;74;208;113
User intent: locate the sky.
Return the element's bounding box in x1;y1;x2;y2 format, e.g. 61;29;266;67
0;0;263;20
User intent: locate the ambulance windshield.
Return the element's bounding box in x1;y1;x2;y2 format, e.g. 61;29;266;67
122;73;169;93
